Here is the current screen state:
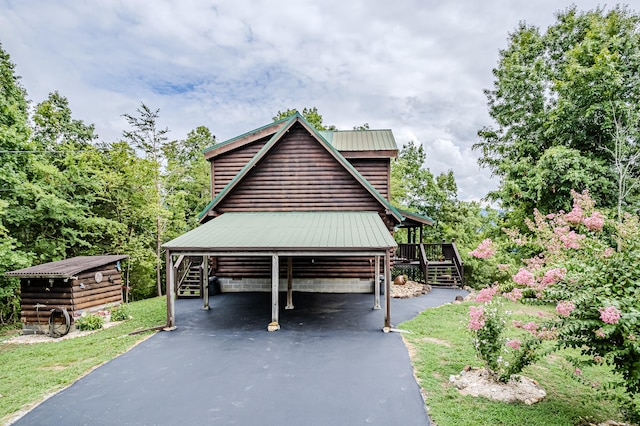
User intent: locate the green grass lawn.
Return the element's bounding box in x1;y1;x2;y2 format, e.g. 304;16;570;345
0;296;166;424
400;300;630;426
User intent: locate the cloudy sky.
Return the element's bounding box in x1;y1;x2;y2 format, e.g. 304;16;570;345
0;0;611;202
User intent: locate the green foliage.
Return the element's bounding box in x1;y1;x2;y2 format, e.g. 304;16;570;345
475;5;640;221
74;313;104;331
272;106;336;131
109;304;131;322
163;125;214;240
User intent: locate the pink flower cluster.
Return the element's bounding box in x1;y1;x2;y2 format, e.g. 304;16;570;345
599;306;621;325
583;212;605;231
475;285;499;303
468;306;485;331
555;227;586;249
506;339;521;350
503;288;523;302
556;301;575;317
541;268;567;286
469;238;496;259
512;268;534;286
565;204;584;223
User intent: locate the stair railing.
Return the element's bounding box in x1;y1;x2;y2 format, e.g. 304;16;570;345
418;243;429;285
176;256;194;295
450;240;464;287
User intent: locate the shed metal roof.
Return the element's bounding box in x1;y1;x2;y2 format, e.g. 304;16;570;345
4;255;128;278
319;129;398;151
164;211;397;251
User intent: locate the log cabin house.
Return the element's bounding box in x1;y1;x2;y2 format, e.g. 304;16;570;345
163;113;462;330
5;255;127;335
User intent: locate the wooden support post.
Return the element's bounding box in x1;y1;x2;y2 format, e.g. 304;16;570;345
384;250;391;330
269;254;280;331
373;255;381;310
285;257;294;310
202;255;210;310
166;251;176;328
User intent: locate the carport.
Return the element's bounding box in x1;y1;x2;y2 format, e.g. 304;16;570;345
163;211;398;331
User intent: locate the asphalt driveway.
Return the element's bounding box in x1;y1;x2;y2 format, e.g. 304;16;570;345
13;288;467;426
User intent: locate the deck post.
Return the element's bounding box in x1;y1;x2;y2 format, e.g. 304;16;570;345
384;250;391;330
202;255;210;310
166;251;176;328
373;255;381;310
285;257;294;310
269;254;280;331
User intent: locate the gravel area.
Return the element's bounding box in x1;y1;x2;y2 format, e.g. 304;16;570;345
390;280;432;298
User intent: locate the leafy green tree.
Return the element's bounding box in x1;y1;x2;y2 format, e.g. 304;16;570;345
96;140;158;300
163;126;214;240
21;92;120;260
123;104;169;297
273;107;337;130
0;43;34;322
475;5;640;219
390;141;461;240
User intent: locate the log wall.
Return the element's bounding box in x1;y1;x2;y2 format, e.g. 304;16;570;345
20;264;123;325
216;124;382;213
347;158;391;201
211;138;268;197
214;256;379;280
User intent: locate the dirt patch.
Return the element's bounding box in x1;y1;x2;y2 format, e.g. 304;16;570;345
450;367;546;405
2;321;122;344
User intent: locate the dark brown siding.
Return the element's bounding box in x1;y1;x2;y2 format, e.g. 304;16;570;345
211;138;268;196
216;123;381;212
214;256;377;280
348;158;390;200
20;264;123;325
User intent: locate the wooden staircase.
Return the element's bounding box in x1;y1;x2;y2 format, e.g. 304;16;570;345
395;241;464;287
176;257;202;298
425;261;463;287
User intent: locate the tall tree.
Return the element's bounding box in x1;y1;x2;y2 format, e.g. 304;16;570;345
163;126;215;240
0;43;33;322
475;5;640;218
123;104;169;297
390;141;460;241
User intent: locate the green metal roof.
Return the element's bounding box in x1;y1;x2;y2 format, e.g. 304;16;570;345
164;211;397;251
396;208;435;226
319;129;398;151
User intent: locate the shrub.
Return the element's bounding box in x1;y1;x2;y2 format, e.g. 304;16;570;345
110;304;131;322
75;313;104;331
470;190;640;422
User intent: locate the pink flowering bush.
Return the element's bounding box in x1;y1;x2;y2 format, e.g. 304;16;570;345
486;190;640;421
468;293;544;382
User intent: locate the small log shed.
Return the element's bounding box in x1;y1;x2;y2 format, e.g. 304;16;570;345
5;255;128;335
